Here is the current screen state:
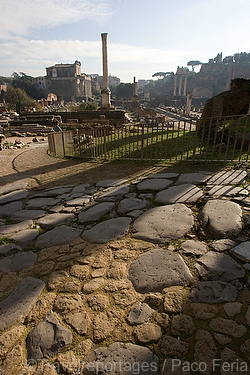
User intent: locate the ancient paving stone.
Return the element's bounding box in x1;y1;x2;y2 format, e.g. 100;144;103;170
93;310;124;342
214;333;232;345
56;351;78;374
70;264;90;279
189;303;219;320
198;199;242;238
95;184;130;201
134;322;162;343
209;317;247;337
27;311;72;361
0;243;22;256
35;186;73;197
11;209;46;222
10;228;39;243
171;314;195;338
24;292;57;324
132;204;194;243
92;268;106;278
0;189;29;204
0;219;33;238
0;276;45;331
126;302;155;325
194;330;217;375
155;313;170;329
1;344;23;374
180;239;208;256
47;270;69;290
26;197;62;208
156;184;203;204
37;213;76;230
65;196;92;206
240;339;250;358
82;342;158;374
78;202;115;223
87;294;109;311
65;311;91;335
230;241;250;262
118;198;147;214
206;185;249;197
112;288;139;307
163;287;188;313
107;262;128;279
207;169;247;185
0;325;24;358
0;180;28;195
129;248;193;293
210;238;237;252
35;225;82;248
223;302;242;317
149;172;179;179
220;348;247;375
188;281;238;303
160;335;188;358
195;251;244;281
137;178;172;191
143;292;163;309
176;171;212;185
72;184;90;193
82;277;105;294
0;250;37;273
53;294;83;315
61;278;82;293
81;217;132;244
160;359;191;375
96;179;127;187
0;200;23;218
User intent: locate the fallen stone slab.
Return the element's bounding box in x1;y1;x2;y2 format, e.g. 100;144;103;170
126;303;155;325
0;201;23;219
137;178;172;191
0;180;29;195
128;248;193;293
198;199;242;239
10;229;40;243
0;189;29;205
81;217;132;244
188;281;238;303
0;220;33;238
156;184;203;204
207;169;247;185
96;179;127;187
195;251;244;281
82;342;158;374
118;198;147;214
35;225;82;248
26;197;61;209
78;202;115;223
180;239;208;256
27;311;72;361
205;185;249;197
95;185;130;202
37;213;76;230
210;239;237;252
0;250;37;273
0;276;45;331
175;171;212;185
230;241;250;262
132;204;194;243
10;209;46;222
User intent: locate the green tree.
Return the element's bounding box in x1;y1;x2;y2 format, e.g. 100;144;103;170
187;60;202;71
115;83;133;100
77;102;99;111
3;86;38;113
12;72;42;100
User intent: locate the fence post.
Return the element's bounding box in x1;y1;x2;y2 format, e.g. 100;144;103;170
192;122;199;163
103;127;107;160
140;125;144;161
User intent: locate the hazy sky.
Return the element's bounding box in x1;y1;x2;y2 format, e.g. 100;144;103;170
1;0;250;82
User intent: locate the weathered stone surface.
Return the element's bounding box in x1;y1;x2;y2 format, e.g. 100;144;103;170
230;241;250;262
198;199;242;238
118;198;147;214
132;204;194;243
96;179;127;187
27;311;72;360
126;303;155;325
188;281;238;303
0;276;45;331
180;239;208;256
96;185;130;201
0;189;29;204
0;325;24;358
209;317;247;337
195;251;244;281
93;310;123;342
0;243;22;256
0;219;33;238
53;294;83;315
194;330;217;375
207;169;247;185
65;311;91;335
82;278;105;294
206;184;249;197
176;171;212;185
223;302;242;317
26;197;61;208
149;172;179;179
24;293;57;324
220;348;247;375
11;209;46;221
190;303;219;320
1;344;23;374
171;314;195;338
56;350;78;374
163;287;188;313
107;262;127;279
0;201;23;218
0;180;28;195
10;228;40;243
214;333;232;345
82;217;132;244
112;288;139;307
129;248;193;293
210;238;237;252
137;178;172;191
156;184;203;204
47;270;69;290
65;196;92;206
240;339;250;358
160;335;188;358
37;213;76;229
35;225;82;248
0;250;37;273
87;294;109;311
82;342;158;374
134;322;162;343
78;202;115;223
70;264;90;279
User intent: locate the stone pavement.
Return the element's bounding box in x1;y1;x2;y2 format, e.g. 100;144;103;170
0;169;250;374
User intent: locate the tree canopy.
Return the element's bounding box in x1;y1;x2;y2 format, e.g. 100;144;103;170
187;61;202;71
3;86;41;113
11;72;43;100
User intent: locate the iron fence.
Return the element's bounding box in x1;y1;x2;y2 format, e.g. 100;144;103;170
48;115;250;163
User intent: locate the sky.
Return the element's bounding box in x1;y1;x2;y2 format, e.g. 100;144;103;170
0;0;250;83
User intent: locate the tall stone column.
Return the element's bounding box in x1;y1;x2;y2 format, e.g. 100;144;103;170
101;33;111;108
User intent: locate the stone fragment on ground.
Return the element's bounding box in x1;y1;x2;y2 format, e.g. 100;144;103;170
0;189;29;204
156;184;203;204
0;250;37;273
0;219;33;238
180;239;208;256
78;202;115;223
207;169;247;185
205;185;249;197
0;201;23;218
126;303;155;325
188;281;238;303
176;171;212;185
230;241;250;262
35;225;82;248
137;178;172;191
37;212;76;230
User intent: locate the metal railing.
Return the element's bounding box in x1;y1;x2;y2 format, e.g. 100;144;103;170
48;115;250;163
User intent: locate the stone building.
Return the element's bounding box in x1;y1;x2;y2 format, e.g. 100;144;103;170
45;60;92;102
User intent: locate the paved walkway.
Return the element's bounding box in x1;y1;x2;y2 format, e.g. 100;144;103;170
0;168;250;374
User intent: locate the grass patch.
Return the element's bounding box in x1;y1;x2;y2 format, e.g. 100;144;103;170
0;236;12;246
